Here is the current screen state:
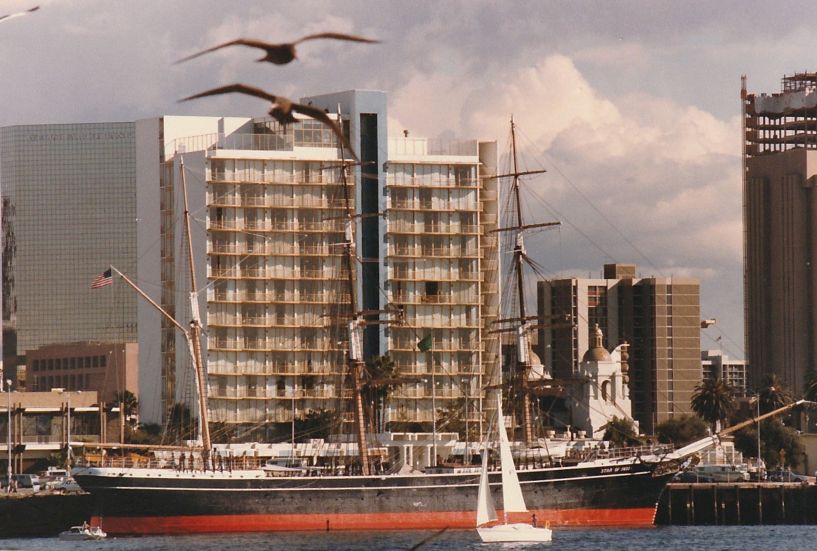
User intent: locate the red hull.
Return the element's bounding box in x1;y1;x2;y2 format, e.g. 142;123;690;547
93;507;657;535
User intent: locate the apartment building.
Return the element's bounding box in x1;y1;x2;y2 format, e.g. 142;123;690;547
383;138;499;433
537;263;702;434
701;349;748;398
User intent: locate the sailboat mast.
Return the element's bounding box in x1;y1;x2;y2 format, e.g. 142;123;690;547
509;118;534;445
179;159;212;457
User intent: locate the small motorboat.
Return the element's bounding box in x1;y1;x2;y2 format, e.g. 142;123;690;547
58;524;107;541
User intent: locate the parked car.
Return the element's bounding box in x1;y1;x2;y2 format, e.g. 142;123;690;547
767;469;810;482
12;474;40;491
689;464;750;482
672;470;714;483
52;477;82;494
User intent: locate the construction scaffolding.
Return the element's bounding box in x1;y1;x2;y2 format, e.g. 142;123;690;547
743;72;817;157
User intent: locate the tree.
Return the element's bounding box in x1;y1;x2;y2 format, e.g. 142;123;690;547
758;373;793;414
126;422;162;445
165;402;196;443
655;414;709;446
362;355;401;433
802;370;817;432
294;409;336;442
733;417;804;470
435;397;480;442
691;377;736;430
600;416;641;447
114;390;139;426
805;370;817;403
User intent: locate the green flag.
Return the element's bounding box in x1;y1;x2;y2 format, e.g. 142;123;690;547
417;334;433;352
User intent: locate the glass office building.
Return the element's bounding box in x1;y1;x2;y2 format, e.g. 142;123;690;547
0;123;138;383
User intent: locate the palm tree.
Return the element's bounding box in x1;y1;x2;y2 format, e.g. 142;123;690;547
362;355;401;433
691;377;736;431
758;373;793;414
114;390;139;422
803;370;817;402
802;370;817;432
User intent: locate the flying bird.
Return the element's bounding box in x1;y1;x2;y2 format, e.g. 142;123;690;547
176;32;379;65
180;83;357;160
0;5;39;24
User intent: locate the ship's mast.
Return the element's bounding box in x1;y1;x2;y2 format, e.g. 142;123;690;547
510;118;534;445
492;117;559;446
331;106;370;475
179;159;212;458
111;159;211;463
340;161;370;476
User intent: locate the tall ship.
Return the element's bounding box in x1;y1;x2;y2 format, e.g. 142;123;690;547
73;115;714;535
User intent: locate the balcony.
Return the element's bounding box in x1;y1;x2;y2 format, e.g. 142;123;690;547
387;137;479;157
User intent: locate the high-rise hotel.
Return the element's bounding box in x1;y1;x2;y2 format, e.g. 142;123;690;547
2;90;500;438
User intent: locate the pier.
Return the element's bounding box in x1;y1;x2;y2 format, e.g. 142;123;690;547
657;482;817;525
0;492;93;536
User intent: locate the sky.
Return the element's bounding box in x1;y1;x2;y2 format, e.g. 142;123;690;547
2;0;816;361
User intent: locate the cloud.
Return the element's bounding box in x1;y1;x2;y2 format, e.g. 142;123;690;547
386;52;744;346
572;41;651;71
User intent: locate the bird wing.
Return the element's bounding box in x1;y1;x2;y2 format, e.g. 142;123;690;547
0;5;39;23
179;83;278;104
292;103;359;161
175;39;275;64
295;32;380;45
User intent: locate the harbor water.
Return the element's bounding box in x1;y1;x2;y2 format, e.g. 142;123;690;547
1;526;815;550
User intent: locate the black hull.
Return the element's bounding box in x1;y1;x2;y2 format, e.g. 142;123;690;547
75;460;675;533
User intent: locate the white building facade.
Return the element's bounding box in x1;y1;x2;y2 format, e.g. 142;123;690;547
133;91;500;437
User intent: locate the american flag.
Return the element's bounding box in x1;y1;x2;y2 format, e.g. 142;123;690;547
91;268;113;289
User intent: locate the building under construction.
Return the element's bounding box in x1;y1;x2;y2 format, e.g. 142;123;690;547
743;72;817;398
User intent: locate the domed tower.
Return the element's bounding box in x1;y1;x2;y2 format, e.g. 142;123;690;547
573;324;634;437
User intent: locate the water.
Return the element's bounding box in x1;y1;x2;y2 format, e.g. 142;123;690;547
0;526;813;551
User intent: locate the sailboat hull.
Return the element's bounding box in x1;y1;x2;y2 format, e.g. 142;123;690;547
478;523;552;543
74;460;674;534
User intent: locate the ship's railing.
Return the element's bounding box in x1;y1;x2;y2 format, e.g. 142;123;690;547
74;453;268;472
595;443;676;460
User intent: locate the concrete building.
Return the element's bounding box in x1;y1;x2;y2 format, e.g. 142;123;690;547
25;342;138;403
0;390;126;473
383;135;499;432
742;73;817;397
537;263;701;434
0;123;138;386
701;349;748;398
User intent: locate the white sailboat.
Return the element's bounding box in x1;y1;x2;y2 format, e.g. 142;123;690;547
476;398;552;544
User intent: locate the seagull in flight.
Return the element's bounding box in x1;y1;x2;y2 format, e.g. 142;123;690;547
180;83;357;160
176;32;379;65
0;5;39;24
